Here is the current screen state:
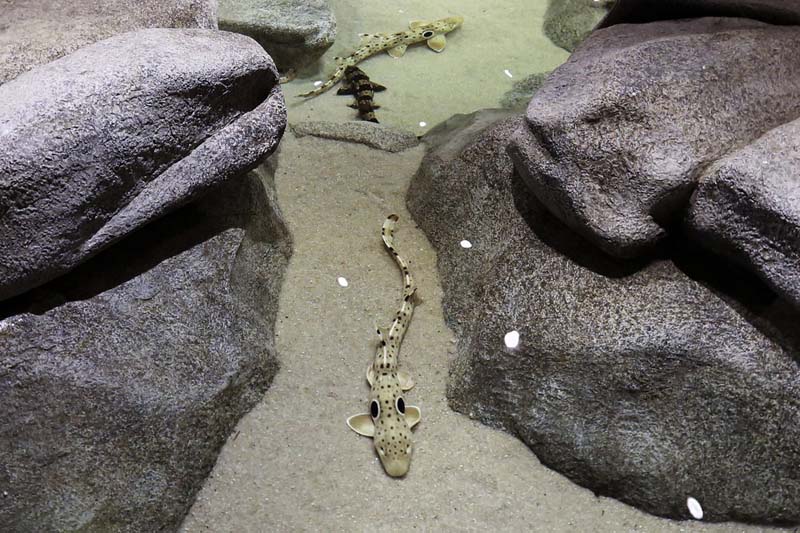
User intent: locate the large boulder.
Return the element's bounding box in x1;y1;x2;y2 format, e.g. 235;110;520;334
509;18;800;258
0;28;286;302
600;0;800;28
408;110;800;524
687;118;800;311
0;169;292;532
0;0;218;84
218;0;336;71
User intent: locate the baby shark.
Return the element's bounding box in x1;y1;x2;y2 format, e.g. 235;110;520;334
299;16;464;98
347;215;421;477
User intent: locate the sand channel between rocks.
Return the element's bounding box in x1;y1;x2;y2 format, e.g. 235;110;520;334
180;131;773;532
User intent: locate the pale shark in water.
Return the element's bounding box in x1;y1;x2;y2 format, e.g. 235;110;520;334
347;214;421;477
298;16;464;98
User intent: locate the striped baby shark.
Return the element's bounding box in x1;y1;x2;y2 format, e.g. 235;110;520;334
299;16;464;98
347;214;420;477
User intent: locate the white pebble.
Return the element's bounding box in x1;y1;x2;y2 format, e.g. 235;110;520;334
504;330;520;348
460;240;472;249
504;69;513;78
419;121;427;127
687;497;703;520
337;277;349;287
313;80;323;87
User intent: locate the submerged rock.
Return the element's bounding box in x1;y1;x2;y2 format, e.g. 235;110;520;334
408;109;800;524
510;17;800;258
543;0;613;52
687;118;800;311
219;0;336;71
291;121;420;153
0;0;217;84
0;28;286;302
499;72;551;110
0;170;292;532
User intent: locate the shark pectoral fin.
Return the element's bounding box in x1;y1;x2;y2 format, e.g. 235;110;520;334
409;20;426;29
347;414;375;437
427;34;447;52
371;82;387;92
405;406;421;429
367;363;375;386
337;86;355;95
387;44;407;58
348;103;359;109
398;370;415;391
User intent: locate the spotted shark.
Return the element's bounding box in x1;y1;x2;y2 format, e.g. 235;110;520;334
347;214;420;477
299;16;464;98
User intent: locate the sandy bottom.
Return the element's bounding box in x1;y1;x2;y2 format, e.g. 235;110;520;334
180;1;781;530
281;0;568;132
179;131;775;532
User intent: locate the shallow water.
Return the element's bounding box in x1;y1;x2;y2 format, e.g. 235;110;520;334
181;1;784;531
282;0;568;132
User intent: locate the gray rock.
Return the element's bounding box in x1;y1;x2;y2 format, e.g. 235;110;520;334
499;71;551;110
291;121;420;153
509;18;800;258
408;109;800;524
543;0;614;52
0;28;286;302
219;0;336;72
600;0;800;28
0;0;218;84
0;169;292;532
687;119;800;310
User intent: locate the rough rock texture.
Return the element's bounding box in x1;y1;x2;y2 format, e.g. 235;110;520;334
687;119;800;311
499;72;551;110
219;0;336;71
543;0;613;52
0;169;291;532
291;121;420;153
0;0;218;84
408;110;800;524
599;0;800;28
510;18;800;258
0;28;286;302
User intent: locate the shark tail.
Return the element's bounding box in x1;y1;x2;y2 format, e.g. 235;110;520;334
298;63;347;98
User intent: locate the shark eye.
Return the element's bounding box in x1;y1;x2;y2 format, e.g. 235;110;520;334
370;399;380;419
422;30;435;39
396;396;405;415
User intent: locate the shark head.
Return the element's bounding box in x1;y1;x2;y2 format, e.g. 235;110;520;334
409;16;464;52
439;15;465;31
346;372;421;477
347;326;422;477
411;15;463;34
370;370;421;477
